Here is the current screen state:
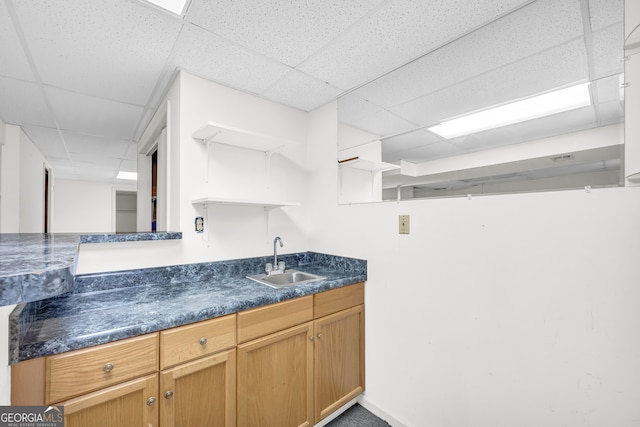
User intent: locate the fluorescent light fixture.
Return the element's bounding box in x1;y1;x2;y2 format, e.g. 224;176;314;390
428;83;591;139
143;0;187;15
116;171;138;180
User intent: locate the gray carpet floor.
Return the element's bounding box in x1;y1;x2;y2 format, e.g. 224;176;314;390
325;404;391;426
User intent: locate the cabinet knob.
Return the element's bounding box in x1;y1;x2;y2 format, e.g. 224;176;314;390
146;397;156;406
199;337;207;346
317;333;323;340
103;362;114;373
309;336;314;342
165;391;174;399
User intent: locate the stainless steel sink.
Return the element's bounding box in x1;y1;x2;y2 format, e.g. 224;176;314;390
247;270;326;288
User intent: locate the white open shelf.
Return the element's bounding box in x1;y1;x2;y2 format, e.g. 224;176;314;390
192;121;291;152
192;197;300;208
338;157;400;173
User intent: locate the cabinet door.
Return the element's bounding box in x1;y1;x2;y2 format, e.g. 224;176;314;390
160;349;236;427
314;305;365;423
61;373;158;427
237;322;314;427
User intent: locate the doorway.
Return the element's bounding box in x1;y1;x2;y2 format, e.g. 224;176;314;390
115;190;137;233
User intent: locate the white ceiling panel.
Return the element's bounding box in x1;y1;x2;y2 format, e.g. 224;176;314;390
261;70;343;111
390;140;462;164
588;0;624;31
173;25;292;95
45;86;144;140
12;0;182;105
0;77;54;127
189;0;385;67
351;109;417;138
337;94;383;125
119;159;138;173
62;131;131;160
352;0;585;109
591;23;625;77
22;125;69;160
69;154;123;170
0;1;34;81
298;0;537;90
382;129;441;161
388;39;589;129
593;73;624;103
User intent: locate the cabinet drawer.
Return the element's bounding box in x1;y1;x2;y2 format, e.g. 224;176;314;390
314;282;364;318
46;333;158;404
160;314;236;369
237;296;313;343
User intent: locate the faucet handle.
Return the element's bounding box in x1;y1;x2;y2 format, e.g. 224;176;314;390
278;261;285;271
265;263;273;274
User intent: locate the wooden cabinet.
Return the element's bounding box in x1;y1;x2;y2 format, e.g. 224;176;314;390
314;305;365;422
160;349;236;427
61;374;159;427
237;323;315;427
12;283;365;427
12;334;160;427
236;283;365;426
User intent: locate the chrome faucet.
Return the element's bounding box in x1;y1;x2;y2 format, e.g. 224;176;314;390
272;236;284;273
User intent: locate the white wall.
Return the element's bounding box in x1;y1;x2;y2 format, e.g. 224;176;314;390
307;102;640;426
52;179;135;233
0;124;48;233
78;71;311;273
0;123;52;404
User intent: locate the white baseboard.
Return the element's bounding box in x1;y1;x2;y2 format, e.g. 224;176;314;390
357;395;409;427
312;396;360;427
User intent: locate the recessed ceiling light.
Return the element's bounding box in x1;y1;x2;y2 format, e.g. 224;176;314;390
117;171;138;180
143;0;187;15
428;83;592;139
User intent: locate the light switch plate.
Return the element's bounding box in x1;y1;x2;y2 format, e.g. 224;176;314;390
399;215;410;234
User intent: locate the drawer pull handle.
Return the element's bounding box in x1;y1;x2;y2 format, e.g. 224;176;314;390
146;397;156;406
199;337;207;346
165;391;174;399
103;363;114;373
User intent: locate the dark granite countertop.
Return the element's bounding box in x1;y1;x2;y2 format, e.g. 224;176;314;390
0;232;182;306
9;252;366;364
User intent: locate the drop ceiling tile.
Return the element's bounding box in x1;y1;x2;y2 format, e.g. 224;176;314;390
22;125;68;159
172;24;292;95
261;70;343;111
0;77;54;127
189;0;384;67
0;1;34;81
588;0;623;31
45;86;144;140
351;109;417;138
591;23;624;78
351;0;585;108
395;140;462;163
69;154;123;170
381;129;440;162
389;39;589;127
593;73;624;103
119;159;137;172
123;142;139;162
61;131;131;161
298;0;538;90
12;0;182;105
337;94;383;125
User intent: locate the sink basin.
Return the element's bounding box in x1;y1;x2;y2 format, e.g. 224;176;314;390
247;270;326;288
